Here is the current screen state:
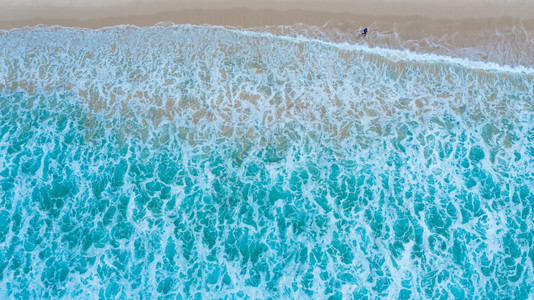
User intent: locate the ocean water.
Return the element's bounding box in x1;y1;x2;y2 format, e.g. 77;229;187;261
0;24;533;299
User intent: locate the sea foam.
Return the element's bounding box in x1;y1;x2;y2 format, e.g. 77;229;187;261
0;24;533;299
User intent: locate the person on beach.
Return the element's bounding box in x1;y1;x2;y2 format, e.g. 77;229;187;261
362;28;368;36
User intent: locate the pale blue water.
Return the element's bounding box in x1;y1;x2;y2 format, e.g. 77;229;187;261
0;25;533;299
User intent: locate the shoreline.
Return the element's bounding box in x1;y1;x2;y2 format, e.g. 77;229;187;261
1;6;534;67
2;0;534;30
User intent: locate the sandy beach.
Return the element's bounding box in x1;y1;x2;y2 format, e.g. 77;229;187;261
2;0;534;29
3;0;534;22
2;1;534;67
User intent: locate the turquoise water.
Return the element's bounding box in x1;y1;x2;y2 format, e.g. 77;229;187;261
0;25;533;298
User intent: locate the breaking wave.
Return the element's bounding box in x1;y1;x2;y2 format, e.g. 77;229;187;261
0;24;533;298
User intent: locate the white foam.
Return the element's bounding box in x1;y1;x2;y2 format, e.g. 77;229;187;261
4;23;532;75
215;25;534;75
0;22;532;298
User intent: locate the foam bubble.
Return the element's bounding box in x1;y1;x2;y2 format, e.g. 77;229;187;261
0;24;533;298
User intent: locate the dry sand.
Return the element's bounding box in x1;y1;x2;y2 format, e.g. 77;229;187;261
2;0;534;29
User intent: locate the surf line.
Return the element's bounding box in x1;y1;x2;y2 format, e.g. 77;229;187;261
222;27;534;75
5;23;534;75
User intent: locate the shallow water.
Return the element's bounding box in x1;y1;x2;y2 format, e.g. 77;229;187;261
258;18;534;68
0;24;533;298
